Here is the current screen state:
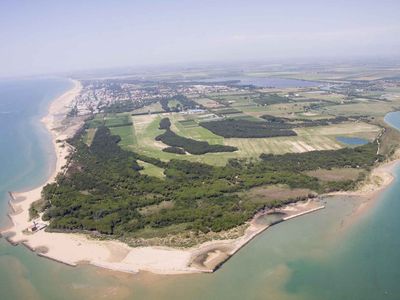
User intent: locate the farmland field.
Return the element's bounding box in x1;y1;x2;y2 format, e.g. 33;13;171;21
83;80;384;166
137;160;165;178
108;112;383;165
192;97;222;108
109;124;136;148
128;114;238;165
325;102;396;117
131;101;163;115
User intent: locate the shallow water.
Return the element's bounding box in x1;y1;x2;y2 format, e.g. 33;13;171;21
1;79;400;299
384;111;400;129
0;78;72;228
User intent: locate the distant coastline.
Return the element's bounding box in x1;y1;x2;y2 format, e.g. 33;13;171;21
1;80;399;275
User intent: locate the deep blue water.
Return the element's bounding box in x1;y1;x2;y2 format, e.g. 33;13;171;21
336;136;368;146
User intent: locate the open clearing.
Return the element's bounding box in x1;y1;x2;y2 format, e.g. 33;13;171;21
128;113;239;165
102;108;382;166
110;125;136;148
295;122;381;140
84;128;97;146
114;113;383;165
326;102;396;117
138;201;174;216
243;185;313;204
192;97;223;108
131;101;164;115
137;160;165;178
305;168;364;182
224;122;380;156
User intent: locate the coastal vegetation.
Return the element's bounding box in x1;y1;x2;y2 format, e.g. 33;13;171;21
155;118;237;155
259;142;381;171
80;110;380;168
162;146;186;155
253;93;290;106
103;99;158;113
199;119;297;138
33;75;395;248
260;114;352;127
38;121;381;244
160;95;200;112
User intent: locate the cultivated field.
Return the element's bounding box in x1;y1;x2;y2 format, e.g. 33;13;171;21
137;160;165;178
81;76;390;167
109;112;382;165
192;97;223;108
131;101;163;115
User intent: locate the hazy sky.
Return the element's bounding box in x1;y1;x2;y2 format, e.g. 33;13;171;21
1;0;400;77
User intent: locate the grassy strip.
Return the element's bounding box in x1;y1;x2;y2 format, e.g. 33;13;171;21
156;118;237;155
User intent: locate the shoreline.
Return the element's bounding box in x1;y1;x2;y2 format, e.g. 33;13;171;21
1;81;398;275
325;157;399;230
2;79;83;234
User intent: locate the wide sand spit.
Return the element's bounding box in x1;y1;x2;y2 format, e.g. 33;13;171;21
1;79;396;275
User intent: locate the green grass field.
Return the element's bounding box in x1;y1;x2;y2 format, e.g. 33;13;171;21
83;128;97;146
192;97;222;108
109;124;136;148
137;160;165;178
131;101;163;115
178;119;197;127
87;113;132;128
168;99;181;110
171;115;224;144
84;113;136;148
224;122;380;157
127;114;239;165
324;102;396;117
122;113;380;165
95;106;382;167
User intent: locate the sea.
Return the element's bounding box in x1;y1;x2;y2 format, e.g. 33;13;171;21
0;77;400;300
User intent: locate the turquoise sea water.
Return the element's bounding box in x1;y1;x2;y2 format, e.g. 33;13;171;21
1;78;400;299
0;78;72;228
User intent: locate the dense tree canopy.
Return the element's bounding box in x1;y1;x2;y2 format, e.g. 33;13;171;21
39;122;381;241
200;119;297;138
156;118;238;155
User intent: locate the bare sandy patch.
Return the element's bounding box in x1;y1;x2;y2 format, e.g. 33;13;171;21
297;141;317;152
290;141;307;152
306;168;363;182
246;185;313;203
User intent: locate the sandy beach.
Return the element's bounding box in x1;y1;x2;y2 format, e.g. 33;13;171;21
1;80;398;275
325;156;399;230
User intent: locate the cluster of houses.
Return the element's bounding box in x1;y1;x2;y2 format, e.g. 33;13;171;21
70;80;241;116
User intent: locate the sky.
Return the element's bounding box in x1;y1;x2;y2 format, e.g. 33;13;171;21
1;0;400;77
